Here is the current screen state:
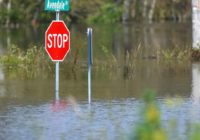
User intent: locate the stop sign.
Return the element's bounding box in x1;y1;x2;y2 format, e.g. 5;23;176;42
45;20;70;61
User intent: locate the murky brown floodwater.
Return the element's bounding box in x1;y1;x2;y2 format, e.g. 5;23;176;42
0;22;199;140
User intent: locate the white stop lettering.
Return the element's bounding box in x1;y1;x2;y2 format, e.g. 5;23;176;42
47;34;68;48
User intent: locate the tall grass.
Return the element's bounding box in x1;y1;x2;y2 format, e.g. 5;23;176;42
0;44;197;79
0;45;53;79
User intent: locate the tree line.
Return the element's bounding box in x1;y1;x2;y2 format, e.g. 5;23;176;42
0;0;191;27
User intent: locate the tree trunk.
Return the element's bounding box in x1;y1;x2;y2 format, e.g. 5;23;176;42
148;0;157;23
143;0;148;19
6;0;11;27
123;0;133;22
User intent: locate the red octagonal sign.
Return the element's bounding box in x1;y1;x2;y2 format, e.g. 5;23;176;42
45;20;70;61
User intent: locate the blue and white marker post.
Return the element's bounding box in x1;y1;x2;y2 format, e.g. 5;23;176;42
55;10;60;100
87;28;93;104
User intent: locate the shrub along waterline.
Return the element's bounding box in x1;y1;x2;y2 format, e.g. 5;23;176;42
0;45;54;79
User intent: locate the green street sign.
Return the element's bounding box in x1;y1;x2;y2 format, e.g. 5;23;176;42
45;0;70;11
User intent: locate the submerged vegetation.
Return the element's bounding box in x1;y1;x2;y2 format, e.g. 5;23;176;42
0;44;197;80
0;45;53;79
94;45;193;74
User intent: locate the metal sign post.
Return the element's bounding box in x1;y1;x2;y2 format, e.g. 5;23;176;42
87;28;93;104
55;11;60;100
55;61;59;100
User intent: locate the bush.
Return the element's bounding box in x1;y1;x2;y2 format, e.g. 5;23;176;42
87;3;122;24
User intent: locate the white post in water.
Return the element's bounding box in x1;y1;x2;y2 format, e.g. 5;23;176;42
190;63;200;124
55;62;59;100
55;11;60;100
192;0;200;48
87;28;93;104
191;63;200;104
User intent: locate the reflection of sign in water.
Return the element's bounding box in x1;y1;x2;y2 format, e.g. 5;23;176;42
51;100;68;112
192;0;200;48
45;0;70;11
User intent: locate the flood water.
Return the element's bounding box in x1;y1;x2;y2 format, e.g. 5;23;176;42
0;22;199;140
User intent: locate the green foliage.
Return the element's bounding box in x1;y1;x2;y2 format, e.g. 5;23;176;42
161;48;191;60
130;45;191;61
134;0;143;21
189;124;200;140
0;0;192;25
0;1;33;24
0;45;53;79
154;0;191;21
87;3;122;24
131;90;200;140
132;90;167;140
70;0;104;22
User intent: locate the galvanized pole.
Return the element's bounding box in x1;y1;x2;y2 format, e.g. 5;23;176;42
55;11;60;100
87;28;93;104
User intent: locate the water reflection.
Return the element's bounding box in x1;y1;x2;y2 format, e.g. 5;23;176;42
0;22;192;51
1;97;200;140
52;92;79;113
0;65;5;98
0;25;45;49
0;99;140;140
110;22;192;80
51;100;68;112
190;63;200;125
112;22;191;55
